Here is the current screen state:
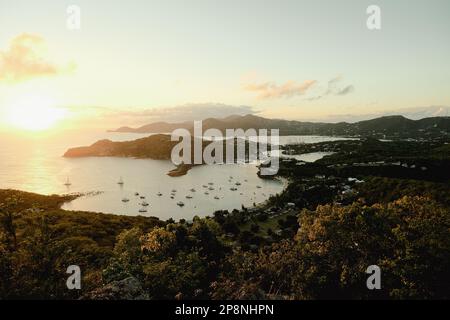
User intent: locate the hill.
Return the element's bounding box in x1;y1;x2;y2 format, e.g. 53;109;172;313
110;114;450;138
63;134;178;159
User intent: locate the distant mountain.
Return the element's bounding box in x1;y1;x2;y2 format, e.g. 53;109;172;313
113;121;193;134
387;106;450;120
112;114;332;135
353;116;450;134
315;106;450;123
111;114;450;138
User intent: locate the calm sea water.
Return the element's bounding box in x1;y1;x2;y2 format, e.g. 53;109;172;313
0;130;352;220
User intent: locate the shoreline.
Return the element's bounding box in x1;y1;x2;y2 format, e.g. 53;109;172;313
0;176;290;222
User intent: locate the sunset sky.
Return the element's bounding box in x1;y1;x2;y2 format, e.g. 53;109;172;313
0;0;449;130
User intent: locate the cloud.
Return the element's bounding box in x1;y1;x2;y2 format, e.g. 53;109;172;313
0;33;71;83
325;76;342;94
244;80;316;99
336;85;354;95
69;103;258;126
119;103;257;122
243;75;353;101
306;76;354;101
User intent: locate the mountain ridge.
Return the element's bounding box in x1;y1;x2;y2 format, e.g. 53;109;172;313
110;114;450;138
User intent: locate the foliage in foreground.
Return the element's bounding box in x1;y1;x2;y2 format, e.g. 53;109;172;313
1;189;449;300
213;196;449;299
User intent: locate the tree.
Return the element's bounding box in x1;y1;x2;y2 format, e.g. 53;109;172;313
141;227;176;256
250;224;260;233
213;196;450;300
0;196;21;251
294;196;450;299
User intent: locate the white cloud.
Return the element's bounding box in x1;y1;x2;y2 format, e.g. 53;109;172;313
68;103;258;126
244;80;316;99
0;33;73;83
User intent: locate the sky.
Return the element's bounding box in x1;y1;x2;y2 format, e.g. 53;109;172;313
0;0;449;130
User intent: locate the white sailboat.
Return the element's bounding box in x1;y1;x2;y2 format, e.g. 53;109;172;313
64;177;71;186
118;177;124;185
139;207;147;213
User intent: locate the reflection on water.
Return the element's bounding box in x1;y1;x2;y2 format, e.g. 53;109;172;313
251;135;358;145
284;152;335;162
0;130;349;220
0;130;156;195
61;161;284;220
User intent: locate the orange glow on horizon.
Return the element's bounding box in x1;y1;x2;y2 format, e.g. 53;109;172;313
4;93;68;132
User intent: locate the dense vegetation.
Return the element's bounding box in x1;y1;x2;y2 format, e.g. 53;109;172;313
1;184;449;299
214;196;449;299
0;190;163;299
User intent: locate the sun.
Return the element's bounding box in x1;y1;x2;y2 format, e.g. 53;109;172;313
5;94;67;131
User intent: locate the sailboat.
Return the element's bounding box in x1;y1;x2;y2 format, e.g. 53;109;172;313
64;177;71;186
118;177;124;185
139;207;147;213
